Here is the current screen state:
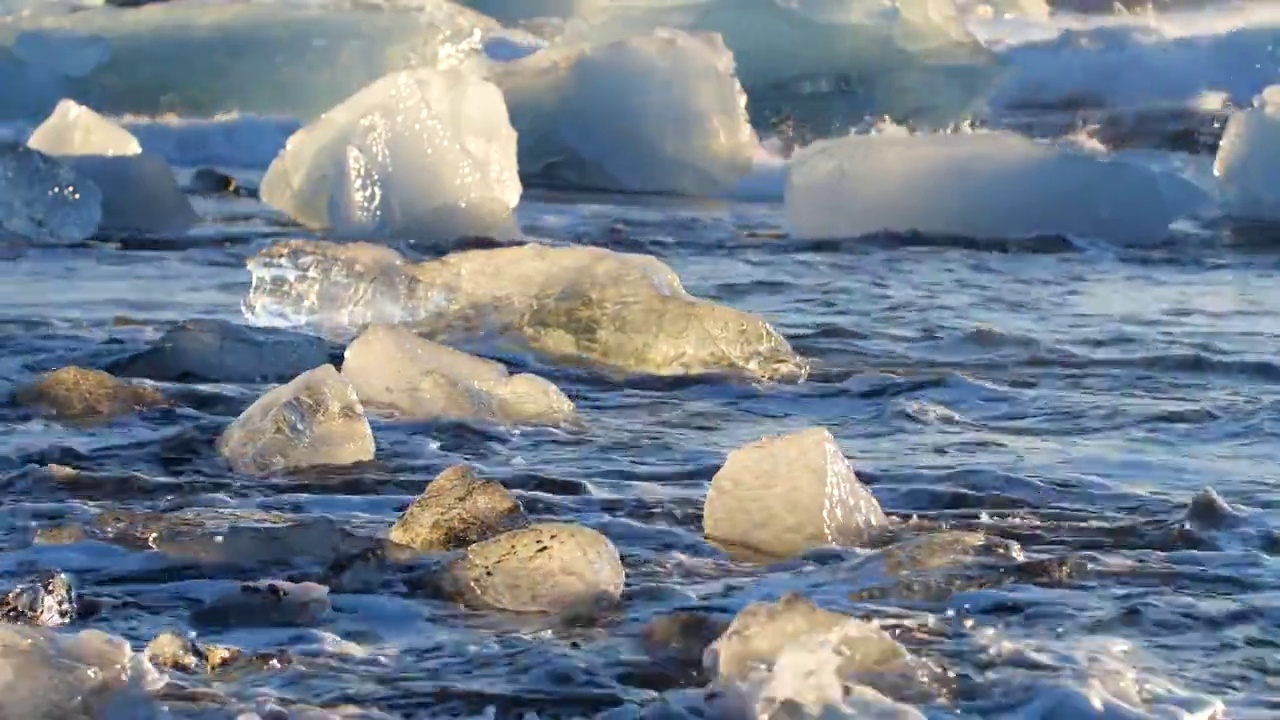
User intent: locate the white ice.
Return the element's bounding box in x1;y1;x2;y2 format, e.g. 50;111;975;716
26;99;197;235
1213;85;1280;221
493;27;757;196
0;141;101;244
784;128;1210;243
260;66;521;241
0;0;502;122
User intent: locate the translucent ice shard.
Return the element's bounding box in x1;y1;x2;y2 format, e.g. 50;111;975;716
0;141;101;244
703;427;888;558
217;364;375;476
1214;85;1280;221
785;129;1209;243
260;66;521;241
343;324;578;427
493;27;756;195
243;239;808;382
26;98;197;234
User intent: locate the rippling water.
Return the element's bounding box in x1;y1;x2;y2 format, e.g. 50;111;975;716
2;180;1279;716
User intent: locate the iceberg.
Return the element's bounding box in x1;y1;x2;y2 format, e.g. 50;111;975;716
0;142;101;244
492;27;756;195
784;128;1210;243
0;0;503;122
343;324;578;427
217;364;376;476
26;98;197;234
244;240;808;382
260;66;521;241
1213;85;1280;220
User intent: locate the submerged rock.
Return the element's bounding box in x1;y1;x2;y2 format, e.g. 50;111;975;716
388;464;530;552
15;366;165;420
109;318;332;383
0;571;78;627
217;364;375;475
843;530;1036;603
245;239;808;382
0;142;101;244
642;610;730;681
191;580;331;628
433;522;624;613
343;324;578;426
26;98;197;235
261;66;521;241
703;427;888;559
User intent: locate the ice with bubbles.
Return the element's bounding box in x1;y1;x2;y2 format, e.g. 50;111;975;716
0;141;101;243
784;127;1210;243
260;66;521;241
493;27;757;195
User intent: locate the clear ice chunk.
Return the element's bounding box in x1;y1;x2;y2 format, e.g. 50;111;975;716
493;27;757;195
703;427;888;558
243;239;808;381
343;324;578;427
1214;85;1280;221
216;364;376;476
785;128;1209;244
260;65;522;241
0;141;101;244
26;99;196;235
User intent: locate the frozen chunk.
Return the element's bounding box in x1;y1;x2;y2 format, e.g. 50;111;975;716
459;0;601;23
217;364;375;476
260;67;521;241
343;324;578;426
435;522;624;613
0;625;165;720
108;318;332;384
0;1;502;121
703;427;888;558
388;464;529;552
0;142;101;244
0;571;79;627
26;99;196;234
494;28;756;195
1214;85;1280;220
191;580;331;628
15;366;165;421
244;240;807;381
706;593;863;681
785;129;1209;243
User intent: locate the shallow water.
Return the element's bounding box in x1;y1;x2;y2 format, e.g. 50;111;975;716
3;180;1280;716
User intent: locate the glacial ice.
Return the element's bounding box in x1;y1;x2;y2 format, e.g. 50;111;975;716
0;0;503;122
493;28;756;195
192;580;332;628
343;324;578;427
26;99;197;234
260;67;521;241
107;318;333;384
0;625;167;720
703;427;888;559
0;141;101;243
784;129;1210;243
217;364;376;476
1213;85;1280;221
244;240;808;381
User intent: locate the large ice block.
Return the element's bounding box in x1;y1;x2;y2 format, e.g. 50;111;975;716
493;28;756;195
1214;85;1280;220
260;66;521;241
0;141;101;244
785;129;1209;243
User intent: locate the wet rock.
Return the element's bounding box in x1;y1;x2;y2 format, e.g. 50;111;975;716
109;319;331;384
188;167;252;197
145;631;242;673
217;364;375;475
388;464;530;552
433;522;625;613
642;610;729;682
844;531;1028;603
342;324;578;427
191;580;331;628
15;366;165;420
703;427;889;559
0;572;78;627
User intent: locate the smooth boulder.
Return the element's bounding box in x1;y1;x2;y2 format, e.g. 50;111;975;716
388;465;530;552
109;318;332;383
216;364;375;475
703;427;888;558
